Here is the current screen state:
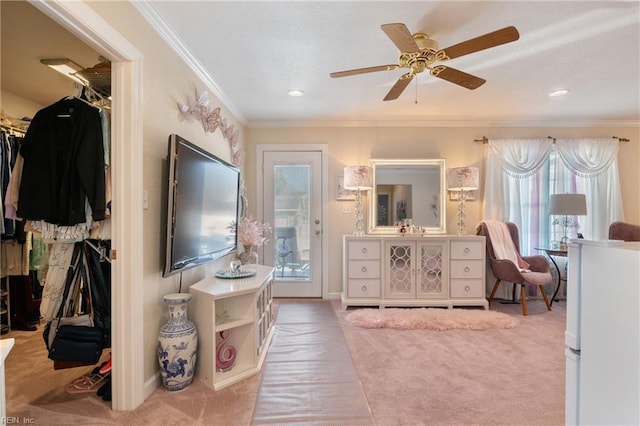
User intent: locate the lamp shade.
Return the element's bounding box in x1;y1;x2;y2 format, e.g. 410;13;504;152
549;194;587;215
344;166;373;190
447;167;479;191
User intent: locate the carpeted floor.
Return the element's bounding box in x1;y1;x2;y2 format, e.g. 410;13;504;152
3;298;565;425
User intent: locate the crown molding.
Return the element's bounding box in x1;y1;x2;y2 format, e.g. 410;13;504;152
133;1;247;125
246;119;640;129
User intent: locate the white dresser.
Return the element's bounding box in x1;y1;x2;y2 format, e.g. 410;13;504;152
342;235;487;309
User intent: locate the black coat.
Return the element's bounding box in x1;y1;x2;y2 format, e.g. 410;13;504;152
18;97;106;226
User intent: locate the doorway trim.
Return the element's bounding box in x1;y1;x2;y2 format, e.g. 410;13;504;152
256;144;329;300
30;0;145;411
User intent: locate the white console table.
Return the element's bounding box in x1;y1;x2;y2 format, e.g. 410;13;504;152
189;264;274;391
342;235;488;309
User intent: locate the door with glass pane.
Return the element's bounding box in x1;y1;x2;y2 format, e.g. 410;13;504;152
260;149;323;297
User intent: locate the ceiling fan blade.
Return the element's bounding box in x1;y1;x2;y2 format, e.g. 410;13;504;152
381;23;419;53
330;64;398;78
442;26;519;60
383;73;414;101
432;66;485;90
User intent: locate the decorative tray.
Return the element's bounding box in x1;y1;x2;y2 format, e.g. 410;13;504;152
215;268;257;279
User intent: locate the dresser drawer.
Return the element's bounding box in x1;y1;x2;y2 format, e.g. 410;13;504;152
450;241;484;259
348;260;380;278
450;279;484;298
450;259;483;279
348;241;380;260
348;279;381;298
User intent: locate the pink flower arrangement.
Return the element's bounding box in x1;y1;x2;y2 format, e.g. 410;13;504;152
238;214;272;247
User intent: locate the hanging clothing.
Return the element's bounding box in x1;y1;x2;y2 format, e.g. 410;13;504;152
17;97;106;227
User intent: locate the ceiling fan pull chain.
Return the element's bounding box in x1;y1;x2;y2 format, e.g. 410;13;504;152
415;74;418;104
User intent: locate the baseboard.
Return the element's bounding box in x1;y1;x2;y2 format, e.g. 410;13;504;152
327;292;342;300
144;371;161;400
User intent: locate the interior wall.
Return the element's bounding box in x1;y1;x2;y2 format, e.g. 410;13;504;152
245;126;639;296
84;2;246;387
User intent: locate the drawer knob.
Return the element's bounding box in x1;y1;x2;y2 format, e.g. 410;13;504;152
361;266;368;273
464;266;470;273
464;285;471;292
464;247;471;254
361;285;368;292
361;247;368;254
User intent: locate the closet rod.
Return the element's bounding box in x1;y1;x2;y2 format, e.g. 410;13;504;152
0;124;27;135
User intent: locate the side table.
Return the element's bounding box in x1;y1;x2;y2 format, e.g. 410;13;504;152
535;247;568;306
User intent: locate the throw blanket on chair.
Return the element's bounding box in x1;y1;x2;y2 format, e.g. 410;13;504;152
480;220;530;272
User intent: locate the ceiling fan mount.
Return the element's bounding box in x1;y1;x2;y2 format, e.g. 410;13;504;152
330;23;519;101
397;33;446;75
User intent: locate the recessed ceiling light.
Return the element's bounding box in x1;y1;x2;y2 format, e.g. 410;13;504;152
549;89;569;97
288;89;304;97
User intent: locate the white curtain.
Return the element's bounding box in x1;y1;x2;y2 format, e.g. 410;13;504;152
481;137;624;299
554;138;624;240
482;138;553;252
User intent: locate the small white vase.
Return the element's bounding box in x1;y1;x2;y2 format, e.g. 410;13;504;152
158;293;198;391
239;245;259;264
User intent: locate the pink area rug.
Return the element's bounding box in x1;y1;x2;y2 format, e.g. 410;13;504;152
345;308;519;331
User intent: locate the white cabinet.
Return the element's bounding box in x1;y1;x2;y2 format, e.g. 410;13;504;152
384;238;449;304
449;239;485;302
343;238;382;303
342;235;487;309
189;265;274;391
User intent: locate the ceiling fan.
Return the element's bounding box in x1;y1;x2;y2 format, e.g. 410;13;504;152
330;23;519;101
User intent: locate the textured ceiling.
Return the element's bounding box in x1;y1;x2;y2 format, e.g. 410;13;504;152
140;1;640;127
2;1;639;128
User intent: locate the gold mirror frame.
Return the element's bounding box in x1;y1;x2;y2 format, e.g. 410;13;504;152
368;158;447;234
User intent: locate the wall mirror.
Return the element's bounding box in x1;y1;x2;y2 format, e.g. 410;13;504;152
368;159;447;234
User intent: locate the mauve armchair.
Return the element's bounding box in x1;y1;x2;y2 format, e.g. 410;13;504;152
477;221;552;316
608;221;640;242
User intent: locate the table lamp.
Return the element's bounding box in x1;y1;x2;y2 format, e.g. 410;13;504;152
549;193;587;249
344;165;373;236
447;166;479;235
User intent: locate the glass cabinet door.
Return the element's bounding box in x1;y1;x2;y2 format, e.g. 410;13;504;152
416;242;448;299
385;241;415;298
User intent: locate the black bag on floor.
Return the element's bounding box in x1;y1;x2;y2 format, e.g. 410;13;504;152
48;324;108;364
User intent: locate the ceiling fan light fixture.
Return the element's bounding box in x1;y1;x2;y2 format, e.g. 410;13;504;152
40;58;88;86
288;89;305;97
549;89;569;97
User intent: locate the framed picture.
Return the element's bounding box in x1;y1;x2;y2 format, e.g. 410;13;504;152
336;176;356;200
449;190;476;201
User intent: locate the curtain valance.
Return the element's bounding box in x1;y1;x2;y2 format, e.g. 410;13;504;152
555;138;618;177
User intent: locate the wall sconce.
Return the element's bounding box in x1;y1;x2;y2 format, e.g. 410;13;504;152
40;58;88;86
344;165;373;236
447;166;479;235
549;193;587;249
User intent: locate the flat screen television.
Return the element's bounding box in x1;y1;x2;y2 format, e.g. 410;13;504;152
163;134;240;277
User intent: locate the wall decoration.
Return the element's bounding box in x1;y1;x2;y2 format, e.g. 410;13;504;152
396;200;408;221
377;194;390;226
177;90;243;166
336;176;357;200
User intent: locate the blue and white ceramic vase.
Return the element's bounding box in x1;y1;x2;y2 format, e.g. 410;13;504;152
158;293;198;391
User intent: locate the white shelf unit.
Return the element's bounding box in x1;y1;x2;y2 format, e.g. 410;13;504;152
189;264;274;391
342;235;488;309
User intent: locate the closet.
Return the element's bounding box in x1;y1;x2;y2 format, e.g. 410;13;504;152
1;0;114;405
